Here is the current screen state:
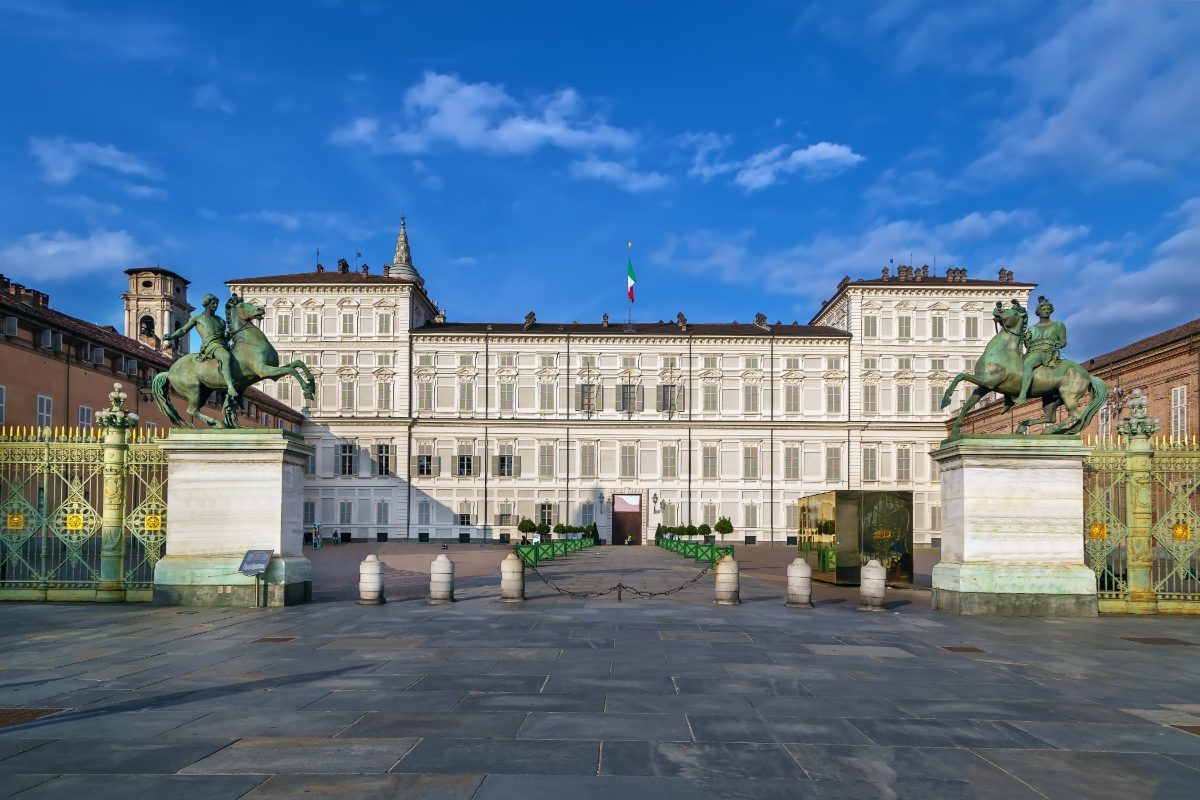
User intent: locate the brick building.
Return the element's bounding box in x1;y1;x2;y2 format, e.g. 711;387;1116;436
0;272;303;432
953;317;1200;441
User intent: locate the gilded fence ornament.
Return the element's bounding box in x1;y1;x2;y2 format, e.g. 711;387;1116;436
151;293;317;428
943;298;1107;437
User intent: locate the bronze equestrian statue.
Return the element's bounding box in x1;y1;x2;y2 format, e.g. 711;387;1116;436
152;293;316;428
943;297;1107;438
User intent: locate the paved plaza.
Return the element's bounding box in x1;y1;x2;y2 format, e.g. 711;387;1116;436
2;545;1200;799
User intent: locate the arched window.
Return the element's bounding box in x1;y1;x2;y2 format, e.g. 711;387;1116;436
140;315;156;336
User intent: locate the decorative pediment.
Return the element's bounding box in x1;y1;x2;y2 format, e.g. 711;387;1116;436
781;370;803;385
372;298;397;308
659;368;681;384
862;300;882;310
272;299;294;309
336;367;358;380
578;366;600;384
927;301;949;312
895;369;915;385
823;370;847;382
861;370;881;385
456;366;479;380
741;371;764;387
535;366;559;380
301;298;322;309
928;370;951;382
962;302;984;312
697;368;722;381
896;300;916;311
413;367;436;381
336;297;360;308
496;366;518;383
617;368;641;383
373;368;395;379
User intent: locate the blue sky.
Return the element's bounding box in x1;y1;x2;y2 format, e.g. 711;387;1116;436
1;0;1198;358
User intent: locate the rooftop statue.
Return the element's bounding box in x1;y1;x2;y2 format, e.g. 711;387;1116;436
942;297;1107;438
152;293;317;428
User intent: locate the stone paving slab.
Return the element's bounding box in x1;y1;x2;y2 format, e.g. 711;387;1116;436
4;545;1200;796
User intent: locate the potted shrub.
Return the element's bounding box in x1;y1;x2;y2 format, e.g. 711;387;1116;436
714;516;734;542
686;524;698;538
698;523;712;543
517;518;536;544
553;523;566;538
536;521;550;542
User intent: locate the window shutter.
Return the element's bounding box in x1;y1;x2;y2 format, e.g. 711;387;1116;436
432;456;441;477
492;455;500;476
655;385;664;412
321;445;335;475
676;385;686;412
359;446;371;476
574;386;582;411
637;386;645;412
471;452;479;477
593;384;603;411
514;455;522;477
615;386;625;412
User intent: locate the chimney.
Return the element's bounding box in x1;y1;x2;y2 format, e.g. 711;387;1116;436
881;266;890;280
361;263;369;275
315;263;325;273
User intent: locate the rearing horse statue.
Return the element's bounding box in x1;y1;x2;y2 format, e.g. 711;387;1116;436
152;294;317;428
943;301;1107;438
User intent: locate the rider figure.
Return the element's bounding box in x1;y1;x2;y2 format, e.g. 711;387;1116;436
163;294;239;401
1016;295;1066;404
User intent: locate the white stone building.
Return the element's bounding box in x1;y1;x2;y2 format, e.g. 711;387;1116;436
229;225;1033;548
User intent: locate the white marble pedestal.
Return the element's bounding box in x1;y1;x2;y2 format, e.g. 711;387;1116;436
153;429;314;607
931;435;1097;617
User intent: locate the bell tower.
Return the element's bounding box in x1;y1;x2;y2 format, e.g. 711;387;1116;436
121;267;194;353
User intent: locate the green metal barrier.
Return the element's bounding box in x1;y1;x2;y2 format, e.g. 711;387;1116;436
514;537;594;567
655;537;734;565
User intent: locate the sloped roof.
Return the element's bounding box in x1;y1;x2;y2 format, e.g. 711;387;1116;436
414;320;850;338
1082;317;1200;372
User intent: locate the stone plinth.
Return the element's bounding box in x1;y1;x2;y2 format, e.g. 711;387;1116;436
931;435;1097;617
153;428;314;607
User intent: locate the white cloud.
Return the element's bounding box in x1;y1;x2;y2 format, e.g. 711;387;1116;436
450;256;478;267
0;1;187;61
330;117;380;145
241;210;301;230
0;228;147;280
568;157;671;192
123;184;168;200
971;2;1200;178
47;194;121;216
680;133;864;192
331;72;636;155
238;210;383;240
29;136;163;185
191;82;234;114
735;142;865;191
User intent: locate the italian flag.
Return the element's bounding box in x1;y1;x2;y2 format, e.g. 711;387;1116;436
626;257;636;302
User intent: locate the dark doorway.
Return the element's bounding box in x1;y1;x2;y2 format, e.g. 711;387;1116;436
612;494;642;545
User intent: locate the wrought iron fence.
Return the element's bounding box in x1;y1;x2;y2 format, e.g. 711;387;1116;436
1083;425;1200;614
0;424;166;602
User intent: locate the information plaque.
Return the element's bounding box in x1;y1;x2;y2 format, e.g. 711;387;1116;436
238;549;274;577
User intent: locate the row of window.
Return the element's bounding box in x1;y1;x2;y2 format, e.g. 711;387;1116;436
862;313;983;340
413;353;845;371
401;441;925;483
273;311;395;337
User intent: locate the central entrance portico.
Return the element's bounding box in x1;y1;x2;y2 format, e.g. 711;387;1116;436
612;494;643;545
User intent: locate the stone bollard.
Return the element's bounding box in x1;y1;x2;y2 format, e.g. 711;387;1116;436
714;554;740;605
429;553;455;605
786;557;814;608
859;559;886;611
499;552;525;603
357;554;385;605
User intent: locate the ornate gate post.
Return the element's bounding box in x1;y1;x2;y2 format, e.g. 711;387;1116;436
1119;389;1159;615
96;383;139;602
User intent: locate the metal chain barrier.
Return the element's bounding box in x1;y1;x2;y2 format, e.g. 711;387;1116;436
525;561;712;601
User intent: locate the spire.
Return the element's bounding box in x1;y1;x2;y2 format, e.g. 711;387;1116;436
388;215;423;285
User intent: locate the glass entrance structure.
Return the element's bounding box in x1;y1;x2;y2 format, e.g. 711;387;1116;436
795;491;914;585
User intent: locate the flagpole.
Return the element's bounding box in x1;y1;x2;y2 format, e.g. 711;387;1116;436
626;240;633;331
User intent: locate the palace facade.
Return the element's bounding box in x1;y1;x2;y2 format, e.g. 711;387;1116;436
227;222;1034;547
